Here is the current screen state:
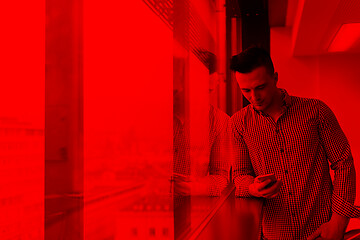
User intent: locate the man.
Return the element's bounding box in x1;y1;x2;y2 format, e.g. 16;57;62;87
173;104;230;196
229;47;360;239
173;53;230;197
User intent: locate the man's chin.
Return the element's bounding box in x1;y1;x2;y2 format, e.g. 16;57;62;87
253;105;265;111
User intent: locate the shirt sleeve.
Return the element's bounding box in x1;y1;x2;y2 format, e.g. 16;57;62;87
230;115;256;197
318;100;360;218
207;116;230;196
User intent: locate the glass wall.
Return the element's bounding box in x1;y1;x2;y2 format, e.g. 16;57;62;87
0;1;44;239
46;0;229;239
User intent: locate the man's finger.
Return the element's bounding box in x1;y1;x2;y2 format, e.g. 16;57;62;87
260;180;282;196
173;175;191;182
174;182;191;195
266;191;279;199
271;179;283;192
307;227;322;240
258;179;272;191
266;179;282;192
263;190;279;199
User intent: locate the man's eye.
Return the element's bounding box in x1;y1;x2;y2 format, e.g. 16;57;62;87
257;86;265;90
242;90;250;93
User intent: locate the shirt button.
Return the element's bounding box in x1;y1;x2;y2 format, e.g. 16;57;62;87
285;170;288;174
280;148;284;153
291;213;296;217
275;129;279;133
289;192;292;195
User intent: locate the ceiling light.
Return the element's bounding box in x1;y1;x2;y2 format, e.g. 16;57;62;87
328;23;360;52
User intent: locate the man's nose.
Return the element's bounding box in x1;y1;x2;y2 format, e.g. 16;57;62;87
173;87;183;95
251;91;258;101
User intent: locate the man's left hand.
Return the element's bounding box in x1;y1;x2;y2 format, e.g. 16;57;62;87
172;174;208;196
307;214;348;240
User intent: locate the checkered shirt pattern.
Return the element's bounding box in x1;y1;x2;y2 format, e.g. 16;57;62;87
230;89;360;239
208;105;231;196
173;105;230;196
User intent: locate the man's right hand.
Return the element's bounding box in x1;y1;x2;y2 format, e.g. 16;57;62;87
248;175;283;198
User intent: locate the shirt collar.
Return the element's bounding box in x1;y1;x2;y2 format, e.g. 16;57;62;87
252;88;292;115
280;88;292;110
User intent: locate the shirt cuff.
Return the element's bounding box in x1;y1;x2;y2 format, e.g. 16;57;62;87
208;175;228;196
234;175;255;197
332;193;360;218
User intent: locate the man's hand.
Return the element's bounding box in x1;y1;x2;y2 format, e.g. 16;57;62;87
173;179;191;195
307;213;349;240
248;175;282;198
172;174;208;196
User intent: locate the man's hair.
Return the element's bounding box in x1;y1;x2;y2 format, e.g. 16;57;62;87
200;50;217;74
206;52;217;75
230;47;274;75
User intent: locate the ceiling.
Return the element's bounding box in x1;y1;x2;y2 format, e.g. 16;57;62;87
269;0;360;56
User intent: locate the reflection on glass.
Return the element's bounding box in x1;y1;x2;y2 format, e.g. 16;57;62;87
83;1;174;239
173;52;230;197
46;0;229;239
171;0;230;238
173;47;230;239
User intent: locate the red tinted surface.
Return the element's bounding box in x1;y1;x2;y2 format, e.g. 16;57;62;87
271;27;360;231
328;23;360;52
43;0;227;238
83;0;225;238
83;1;174;239
3;0;359;239
0;0;44;239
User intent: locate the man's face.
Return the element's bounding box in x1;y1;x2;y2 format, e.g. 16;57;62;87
209;72;220;92
235;66;278;112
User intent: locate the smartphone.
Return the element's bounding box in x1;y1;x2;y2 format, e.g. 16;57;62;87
172;173;190;182
257;173;277;188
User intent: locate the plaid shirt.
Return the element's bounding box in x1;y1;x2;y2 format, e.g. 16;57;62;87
173;105;230;196
230;89;360;239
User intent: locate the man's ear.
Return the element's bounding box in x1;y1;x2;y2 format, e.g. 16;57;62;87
273;72;278;84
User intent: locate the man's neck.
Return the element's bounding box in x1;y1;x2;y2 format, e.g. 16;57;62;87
263;89;283;121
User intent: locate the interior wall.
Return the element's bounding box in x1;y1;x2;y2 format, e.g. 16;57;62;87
271;27;360;228
317;54;360;208
271;27;320;98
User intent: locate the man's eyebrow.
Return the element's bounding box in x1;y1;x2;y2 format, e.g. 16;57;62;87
241;83;267;91
255;83;267;89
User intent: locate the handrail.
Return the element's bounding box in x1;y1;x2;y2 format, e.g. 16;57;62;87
178;184;236;240
45;183;144;225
